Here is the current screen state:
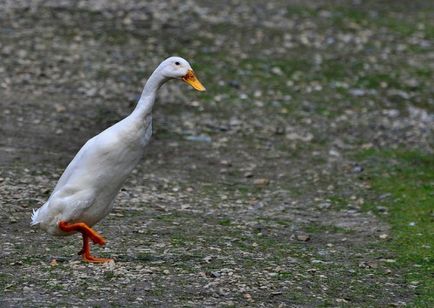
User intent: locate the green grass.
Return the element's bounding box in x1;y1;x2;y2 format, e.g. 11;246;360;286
356;72;400;89
327;6;432;39
218;218;232;226
303;223;353;235
357;149;434;306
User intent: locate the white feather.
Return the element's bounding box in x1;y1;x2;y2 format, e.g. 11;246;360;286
31;208;40;225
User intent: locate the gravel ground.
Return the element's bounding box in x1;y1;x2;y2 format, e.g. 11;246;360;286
0;0;433;306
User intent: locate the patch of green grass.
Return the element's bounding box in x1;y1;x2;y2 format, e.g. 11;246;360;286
356;72;400;89
357;149;434;306
327;196;348;211
329;7;370;27
303;223;352;235
328;6;431;39
103;271;115;280
0;273;13;289
155;213;179;222
171;234;190;247
377;16;419;37
218;218;232;226
320;59;349;81
286;5;318;18
276;271;293;280
414;67;432;79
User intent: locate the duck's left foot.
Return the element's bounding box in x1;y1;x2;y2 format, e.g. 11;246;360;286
79;233;113;263
82;254;114;263
58;220;114;264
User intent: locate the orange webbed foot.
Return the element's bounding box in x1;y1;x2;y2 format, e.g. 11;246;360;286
82;254;114;263
58;221;113;264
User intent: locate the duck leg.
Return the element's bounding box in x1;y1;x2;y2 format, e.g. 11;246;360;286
58;221;113;263
78;234;113;263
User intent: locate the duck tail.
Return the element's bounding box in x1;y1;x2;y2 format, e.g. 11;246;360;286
31;208;41;225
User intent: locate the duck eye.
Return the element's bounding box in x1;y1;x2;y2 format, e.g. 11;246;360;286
175;61;180;66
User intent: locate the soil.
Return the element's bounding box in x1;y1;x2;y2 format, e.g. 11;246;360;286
0;1;432;306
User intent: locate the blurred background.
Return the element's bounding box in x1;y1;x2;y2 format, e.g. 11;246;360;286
1;0;433;306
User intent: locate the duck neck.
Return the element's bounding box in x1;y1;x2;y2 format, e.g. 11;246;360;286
133;68;168;118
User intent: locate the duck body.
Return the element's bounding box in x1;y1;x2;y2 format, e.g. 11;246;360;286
31;56;205;262
32;112;153;235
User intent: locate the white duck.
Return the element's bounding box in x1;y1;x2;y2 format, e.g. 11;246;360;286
31;56;205;263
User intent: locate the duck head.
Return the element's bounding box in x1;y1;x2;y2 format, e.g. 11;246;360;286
159;56;206;91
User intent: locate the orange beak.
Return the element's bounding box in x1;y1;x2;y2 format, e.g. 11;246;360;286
182;69;206;91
